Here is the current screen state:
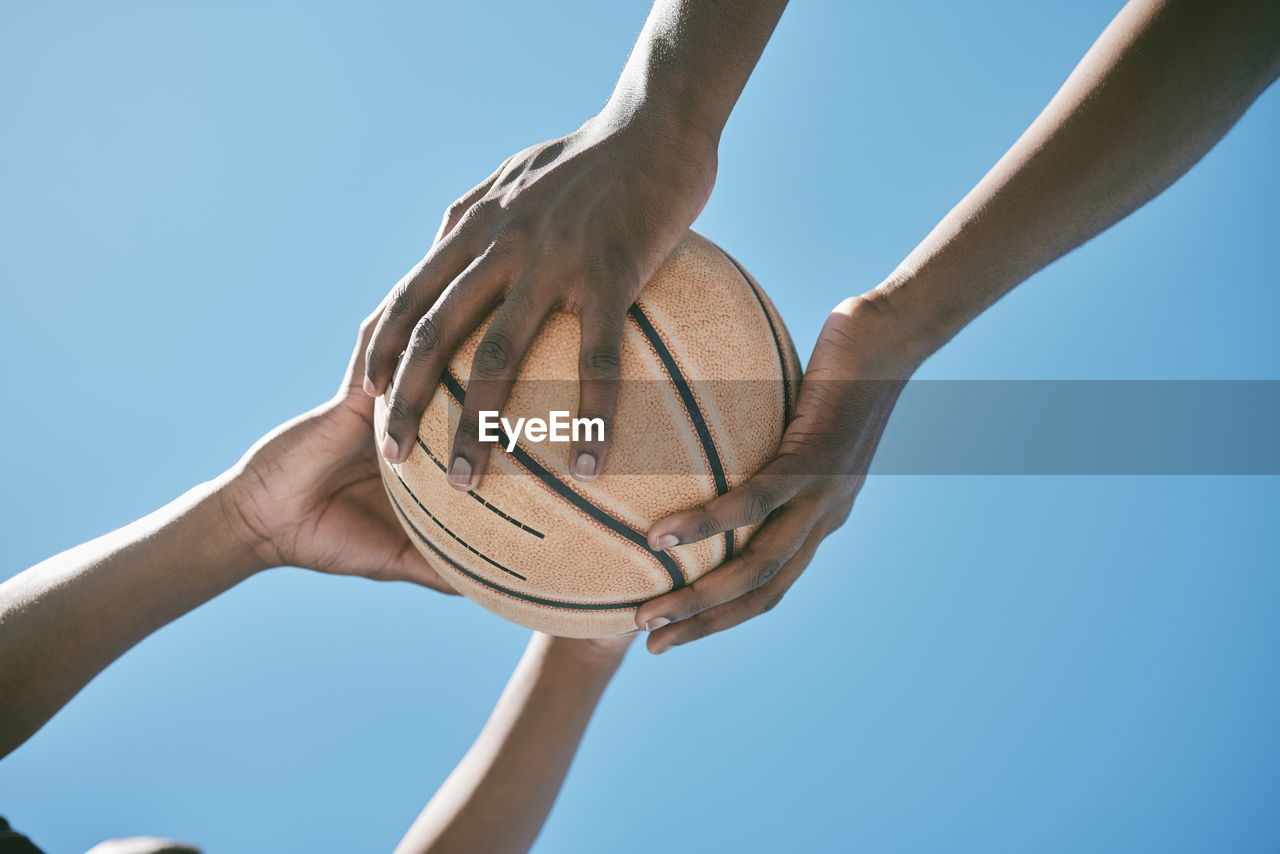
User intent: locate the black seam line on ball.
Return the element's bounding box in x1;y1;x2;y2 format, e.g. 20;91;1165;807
416;437;545;539
389;490;648;610
393;471;528;581
626;303;734;560
440;370;686;591
723;252;792;427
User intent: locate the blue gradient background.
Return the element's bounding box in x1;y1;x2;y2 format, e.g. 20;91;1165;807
2;1;1278;851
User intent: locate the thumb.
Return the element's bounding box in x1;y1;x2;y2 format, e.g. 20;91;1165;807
385;546;459;595
344;306;387;398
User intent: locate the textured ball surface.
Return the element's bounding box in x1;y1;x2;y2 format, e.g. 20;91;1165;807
375;231;800;637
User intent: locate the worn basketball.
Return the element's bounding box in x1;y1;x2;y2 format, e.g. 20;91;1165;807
375;231;800;637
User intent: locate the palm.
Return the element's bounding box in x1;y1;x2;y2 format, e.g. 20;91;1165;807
228;316;453;592
285;406;439;584
777;306;898;478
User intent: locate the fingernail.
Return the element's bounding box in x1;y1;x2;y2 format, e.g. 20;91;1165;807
652;645;670;656
362;375;377;397
448;457;473;490
571;452;597;481
653;534;679;551
643;617;670;632
381;433;399;461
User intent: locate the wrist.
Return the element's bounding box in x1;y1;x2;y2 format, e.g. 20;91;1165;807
213;471;283;575
589;97;719;164
595;51;725;155
577;106;718;215
830;293;931;380
535;633;631;677
863;246;1013;368
855;254;979;371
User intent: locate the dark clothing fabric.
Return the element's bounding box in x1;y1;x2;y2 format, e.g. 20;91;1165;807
0;818;44;854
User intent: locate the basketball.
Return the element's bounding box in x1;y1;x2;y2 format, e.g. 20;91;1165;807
374;231;801;637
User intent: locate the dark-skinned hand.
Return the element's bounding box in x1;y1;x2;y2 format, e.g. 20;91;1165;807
225;310;455;591
635;297;918;654
364;113;717;488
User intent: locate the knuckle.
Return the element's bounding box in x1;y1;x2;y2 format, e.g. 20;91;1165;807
683;588;712;619
830;501;854;530
581;344;622;381
387;394;418;426
489;221;526;254
751;557;783;589
407;316;441;361
473;334;514;375
385;287;415;320
743;486;776;524
758;591;786;615
600;240;633;267
695;514;723;542
463;197;499;227
444;198;470;223
455;409;481;439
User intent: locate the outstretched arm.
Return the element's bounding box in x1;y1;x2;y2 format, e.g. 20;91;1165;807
0;314;451;758
638;0;1280;652
394;633;631;854
873;0;1280;358
0;476;263;759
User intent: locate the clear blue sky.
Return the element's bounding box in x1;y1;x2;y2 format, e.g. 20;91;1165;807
2;1;1278;851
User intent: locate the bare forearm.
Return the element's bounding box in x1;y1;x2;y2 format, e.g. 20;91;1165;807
395;635;627;854
871;0;1280;363
602;0;789;143
0;477;264;757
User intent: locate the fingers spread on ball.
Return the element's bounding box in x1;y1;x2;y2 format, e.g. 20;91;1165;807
646;459;808;551
643;519;827;654
569;291;627;482
365;229;478;399
645;582;787;655
448;285;553;490
381;255;509;464
636;502;812;632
